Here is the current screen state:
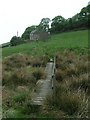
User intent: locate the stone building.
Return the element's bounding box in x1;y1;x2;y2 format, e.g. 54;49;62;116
30;30;50;41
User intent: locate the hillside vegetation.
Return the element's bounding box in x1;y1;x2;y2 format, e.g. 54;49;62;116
2;29;89;118
2;30;88;58
2;51;89;118
20;4;90;41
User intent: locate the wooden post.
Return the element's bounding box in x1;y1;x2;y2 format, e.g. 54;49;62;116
53;56;56;103
51;56;56;97
51;74;54;90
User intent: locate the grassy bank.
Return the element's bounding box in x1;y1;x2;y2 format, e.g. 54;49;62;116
2;30;88;57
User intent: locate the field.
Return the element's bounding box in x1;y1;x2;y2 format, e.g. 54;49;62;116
2;30;89;118
2;30;88;58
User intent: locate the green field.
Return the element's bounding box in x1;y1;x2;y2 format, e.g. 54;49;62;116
2;30;88;57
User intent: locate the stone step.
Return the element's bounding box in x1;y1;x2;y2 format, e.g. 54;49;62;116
35;97;45;100
31;100;43;105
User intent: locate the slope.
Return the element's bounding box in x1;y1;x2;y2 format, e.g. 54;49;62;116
2;30;88;57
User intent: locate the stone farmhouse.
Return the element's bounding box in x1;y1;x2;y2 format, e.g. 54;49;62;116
30;30;50;41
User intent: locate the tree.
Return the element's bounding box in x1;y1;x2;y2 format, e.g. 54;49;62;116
87;4;90;28
78;7;88;28
21;25;37;40
72;6;89;30
10;36;22;46
38;18;51;32
51;16;65;33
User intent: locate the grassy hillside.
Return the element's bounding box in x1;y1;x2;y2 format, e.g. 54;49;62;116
2;30;88;57
2;29;89;118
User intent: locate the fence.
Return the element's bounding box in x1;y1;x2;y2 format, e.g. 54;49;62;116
51;56;56;95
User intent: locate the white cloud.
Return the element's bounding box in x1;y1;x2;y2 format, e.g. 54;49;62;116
0;0;89;44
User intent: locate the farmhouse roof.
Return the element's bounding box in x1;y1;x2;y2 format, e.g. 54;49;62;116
30;30;37;34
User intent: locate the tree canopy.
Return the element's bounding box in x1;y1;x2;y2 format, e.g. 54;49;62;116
37;18;51;32
10;4;89;45
51;16;65;33
21;25;37;40
10;36;22;46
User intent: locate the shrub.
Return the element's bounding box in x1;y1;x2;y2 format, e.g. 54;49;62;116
12;93;27;103
45;94;80;116
45;83;88;117
3;109;24;118
46;93;83;116
3;54;26;70
2;71;11;85
32;68;45;80
30;56;49;67
76;61;88;74
10;36;23;46
55;71;63;81
32;59;42;67
24;103;40;114
58;94;80;115
70;73;88;92
65;66;77;77
3;69;35;86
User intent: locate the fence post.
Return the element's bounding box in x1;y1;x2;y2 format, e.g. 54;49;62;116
52;56;56;97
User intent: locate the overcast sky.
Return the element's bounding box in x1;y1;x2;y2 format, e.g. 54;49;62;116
0;0;89;44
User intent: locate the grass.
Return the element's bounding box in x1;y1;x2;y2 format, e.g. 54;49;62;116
2;53;89;118
2;53;47;86
44;52;89;118
2;53;47;118
2;30;89;118
2;30;88;58
3;109;25;118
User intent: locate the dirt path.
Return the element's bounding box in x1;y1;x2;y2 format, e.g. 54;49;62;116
31;62;54;105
